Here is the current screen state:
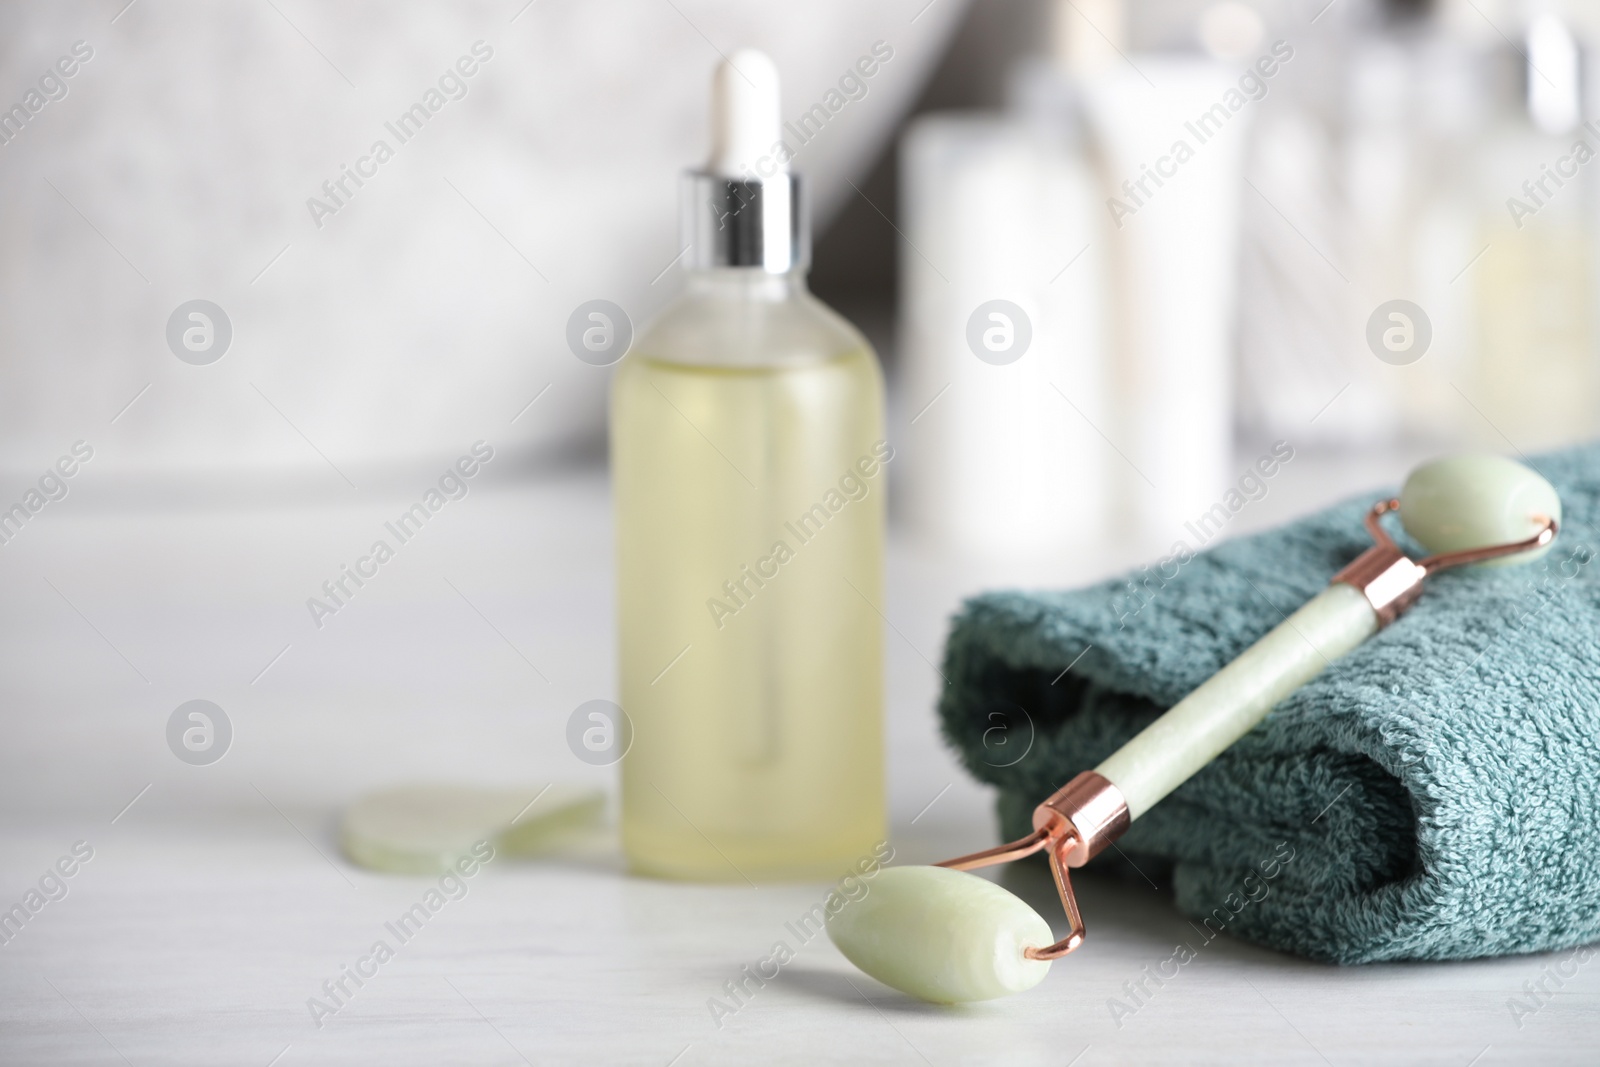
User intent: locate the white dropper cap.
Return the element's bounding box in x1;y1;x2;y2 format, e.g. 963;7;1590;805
707;49;783;178
684;48;806;271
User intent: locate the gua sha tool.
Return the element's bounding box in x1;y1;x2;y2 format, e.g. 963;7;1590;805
828;455;1560;1003
341;785;605;875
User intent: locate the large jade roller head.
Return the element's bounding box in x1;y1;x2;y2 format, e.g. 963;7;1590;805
829;455;1558;1004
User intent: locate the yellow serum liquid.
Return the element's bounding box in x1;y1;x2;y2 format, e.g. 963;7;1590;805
612;346;886;881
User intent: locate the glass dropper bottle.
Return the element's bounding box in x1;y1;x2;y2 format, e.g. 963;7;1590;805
612;49;888;881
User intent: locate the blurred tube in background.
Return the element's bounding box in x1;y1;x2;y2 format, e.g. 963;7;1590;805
1082;45;1251;539
899;0;1258;556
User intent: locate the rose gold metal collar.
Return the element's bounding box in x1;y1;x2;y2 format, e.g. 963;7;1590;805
937;771;1128;960
1332;499;1557;627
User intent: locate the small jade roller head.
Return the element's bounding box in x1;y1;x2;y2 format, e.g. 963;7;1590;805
1398;455;1561;567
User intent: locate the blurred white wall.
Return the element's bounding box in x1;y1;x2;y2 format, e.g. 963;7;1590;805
0;0;963;491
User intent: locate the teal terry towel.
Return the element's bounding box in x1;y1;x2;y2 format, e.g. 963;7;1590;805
939;444;1600;964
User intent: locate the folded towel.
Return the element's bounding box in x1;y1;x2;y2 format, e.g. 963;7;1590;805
939;444;1600;964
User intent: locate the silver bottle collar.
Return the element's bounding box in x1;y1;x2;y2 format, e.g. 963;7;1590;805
681;171;809;273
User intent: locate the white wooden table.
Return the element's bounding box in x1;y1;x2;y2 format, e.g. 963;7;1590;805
2;457;1595;1065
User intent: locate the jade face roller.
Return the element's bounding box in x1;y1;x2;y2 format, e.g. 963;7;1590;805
827;455;1560;1003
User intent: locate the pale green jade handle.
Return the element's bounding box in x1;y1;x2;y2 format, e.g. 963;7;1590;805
1095;582;1378;819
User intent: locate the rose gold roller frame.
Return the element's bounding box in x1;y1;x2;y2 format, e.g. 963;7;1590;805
936;500;1558;961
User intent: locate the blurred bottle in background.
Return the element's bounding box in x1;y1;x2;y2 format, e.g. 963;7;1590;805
1463;10;1597;450
1236;0;1394;449
898;0;1112;559
1397;10;1481;444
1240;0;1600;455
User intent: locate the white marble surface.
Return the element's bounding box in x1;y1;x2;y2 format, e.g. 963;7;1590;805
2;457;1596;1065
